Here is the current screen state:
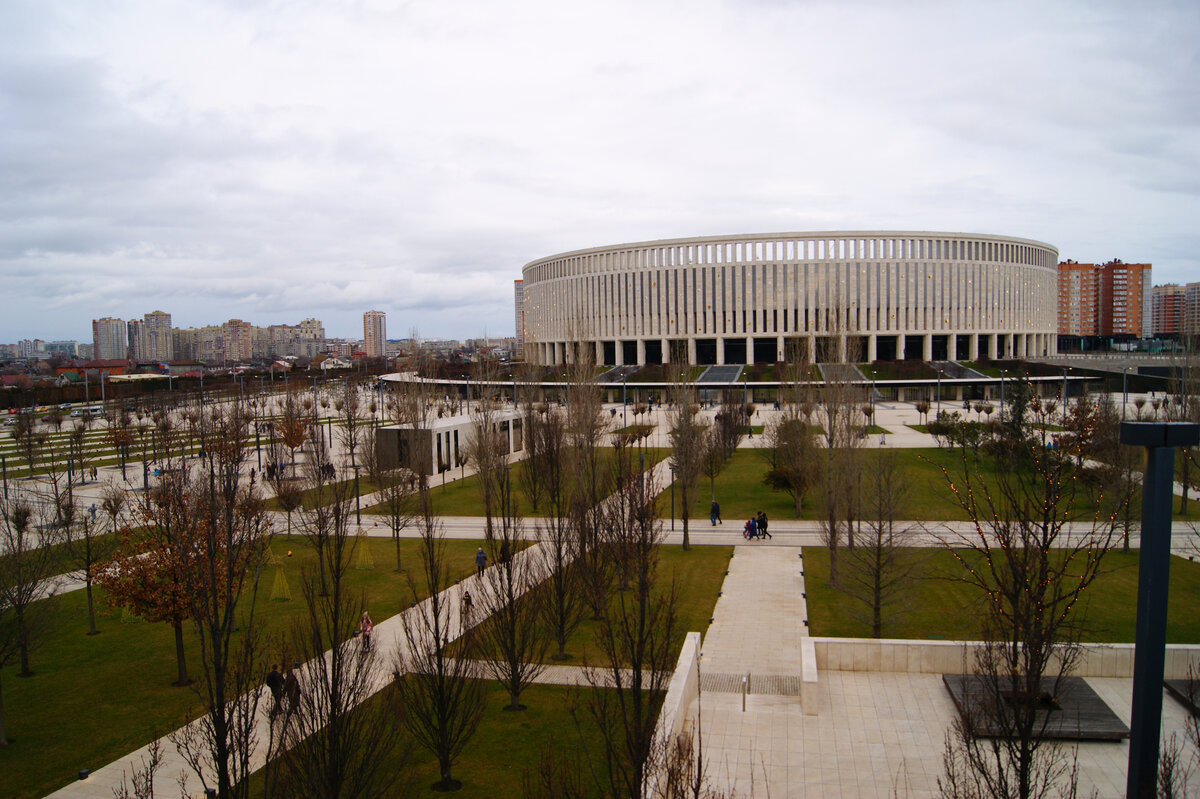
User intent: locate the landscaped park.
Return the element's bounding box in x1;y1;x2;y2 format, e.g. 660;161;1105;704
2;374;1199;798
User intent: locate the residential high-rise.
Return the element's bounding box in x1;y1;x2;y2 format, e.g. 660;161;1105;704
92;317;128;360
141;310;173;361
1152;284;1185;337
363;310;386;358
513;280;524;358
1184;283;1200;338
223;319;254;362
1057;260;1152;338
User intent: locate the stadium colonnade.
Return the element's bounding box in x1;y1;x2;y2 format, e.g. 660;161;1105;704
520;231;1059;367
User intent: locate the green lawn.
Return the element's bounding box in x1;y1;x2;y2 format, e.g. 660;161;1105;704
544;544;731;666
659;447;1200;523
371;448;668;518
803;547;1200;643
245;681;609;798
1;537;482;799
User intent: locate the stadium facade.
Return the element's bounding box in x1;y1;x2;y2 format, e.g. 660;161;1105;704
520;232;1059;366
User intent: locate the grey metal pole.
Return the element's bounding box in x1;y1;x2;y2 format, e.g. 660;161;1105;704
1121;421;1200;799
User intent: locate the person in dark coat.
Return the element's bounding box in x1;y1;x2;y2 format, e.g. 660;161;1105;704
266;664;285;718
710;500;722;525
475;547;487;575
757;511;771;539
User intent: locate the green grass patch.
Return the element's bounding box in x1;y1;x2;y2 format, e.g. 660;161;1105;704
0;536;482;799
803;547;1200;643
538;544;731;666
380;448;668;518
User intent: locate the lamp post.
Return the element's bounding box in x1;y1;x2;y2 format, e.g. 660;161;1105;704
622;374;627;427
1123;367;1130;419
353;464;361;525
1121;421;1200;798
669;463;676;532
936;366;942;413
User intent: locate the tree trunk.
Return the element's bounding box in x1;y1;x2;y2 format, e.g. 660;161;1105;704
85;581;99;636
0;675;7;745
394;531;403;572
17;608;30;677
172;621;190;686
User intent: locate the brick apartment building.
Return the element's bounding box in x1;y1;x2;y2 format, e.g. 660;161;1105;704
1057;259;1152;340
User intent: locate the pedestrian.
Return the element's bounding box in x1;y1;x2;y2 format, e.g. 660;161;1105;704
744;517;757;539
710;500;722;526
266;664;285;718
499;538;511;565
89;503;98;521
91;466;98;481
757;510;771;539
359;610;374;648
475;546;487;576
461;589;473;621
283;663;301;718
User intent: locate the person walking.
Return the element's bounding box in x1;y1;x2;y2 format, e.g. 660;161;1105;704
757;510;771;540
283;663;301;719
359;610;374;648
475;546;487;576
461;589;473;623
710;500;722;526
744;516;757;540
266;664;285;718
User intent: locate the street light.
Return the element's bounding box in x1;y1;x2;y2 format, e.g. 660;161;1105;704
1123;367;1130;419
622;374;627;427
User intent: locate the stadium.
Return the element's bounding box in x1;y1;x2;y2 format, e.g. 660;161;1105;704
520;231;1059;367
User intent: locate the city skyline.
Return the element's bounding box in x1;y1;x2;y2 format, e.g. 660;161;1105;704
2;1;1197;342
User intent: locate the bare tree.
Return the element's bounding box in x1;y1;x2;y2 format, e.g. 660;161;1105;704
0;489;57;679
466;385;509;545
839;450;922;638
666;377;705;550
936;400;1118;799
9;415;43;480
700;393;746;502
476;500;549;710
582;466;678;799
361;426;417;572
65;484;120;635
274;471;406;799
818;358;868;587
761;402;821;518
392;496;486;791
166;402;272;799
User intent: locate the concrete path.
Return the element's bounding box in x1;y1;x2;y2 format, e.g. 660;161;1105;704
44;542;548;799
684;546;1198;798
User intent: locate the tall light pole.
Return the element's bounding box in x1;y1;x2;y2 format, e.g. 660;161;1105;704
622;374;627;426
936;366;942;413
1123;367;1130;419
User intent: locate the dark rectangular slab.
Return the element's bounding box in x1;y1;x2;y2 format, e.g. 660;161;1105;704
1165;679;1199;717
943;673;1129;741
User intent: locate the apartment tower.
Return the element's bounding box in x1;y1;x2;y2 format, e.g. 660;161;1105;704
363;310;386;358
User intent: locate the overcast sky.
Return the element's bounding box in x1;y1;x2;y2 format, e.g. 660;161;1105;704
2;0;1197;344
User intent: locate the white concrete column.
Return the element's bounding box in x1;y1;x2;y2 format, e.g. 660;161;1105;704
968;334;979;361
662;338;670;364
897;333;907;360
867;334;877;363
988;334;998;360
637;339;646;365
923;334;933;361
687;337;697;364
948;333;957;361
745;335;753;365
777;335;785;362
716;338;725;365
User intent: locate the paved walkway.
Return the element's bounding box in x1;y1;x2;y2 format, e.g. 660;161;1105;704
44;542;548;799
685;546;1198;798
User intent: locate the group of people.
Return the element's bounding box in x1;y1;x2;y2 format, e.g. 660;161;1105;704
711;501;771;539
743;510;771;540
265;662;302;720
